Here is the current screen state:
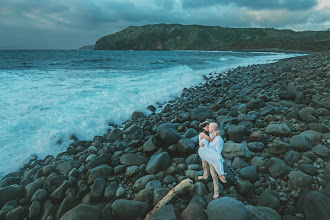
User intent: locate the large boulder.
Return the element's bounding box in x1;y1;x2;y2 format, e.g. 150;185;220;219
266;123;291;136
290;135;313;152
300;130;323;143
191;108;213;121
111;199;150;219
181;203;207;220
299;107;318;123
88;165;113;183
178;139;196;157
157;123;181;145
120;154;148;166
207;197;248;220
59;204;101;220
106;128;123;142
238;165;259;183
131;111;144;120
56;196;79;220
227;125;248;142
149;205;180;220
267;157;291;178
288;171;313;190
0;185;22;207
145;152;171;174
312;145;330;158
258;189;280;210
245;205;281;220
223;142;251;160
133;175;156;192
303;190;330;220
236;180;255;197
86;153;111;170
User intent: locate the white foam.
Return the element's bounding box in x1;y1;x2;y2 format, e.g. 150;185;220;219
0;52;305;179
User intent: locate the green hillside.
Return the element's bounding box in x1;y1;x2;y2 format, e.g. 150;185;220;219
94;24;330;52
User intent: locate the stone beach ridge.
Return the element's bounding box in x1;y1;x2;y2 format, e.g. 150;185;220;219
1;52;330;220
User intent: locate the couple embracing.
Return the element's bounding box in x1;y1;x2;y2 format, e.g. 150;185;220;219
198;121;227;199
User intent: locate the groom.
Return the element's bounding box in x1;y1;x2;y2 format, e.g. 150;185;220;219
198;122;226;199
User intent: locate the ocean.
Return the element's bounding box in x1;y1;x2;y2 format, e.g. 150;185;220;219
0;50;304;179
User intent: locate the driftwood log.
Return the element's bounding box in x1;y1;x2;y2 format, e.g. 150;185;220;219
144;178;194;220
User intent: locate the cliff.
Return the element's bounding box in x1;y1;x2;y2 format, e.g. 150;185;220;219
94;24;330;52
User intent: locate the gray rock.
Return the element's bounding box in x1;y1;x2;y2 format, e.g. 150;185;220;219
56;196;78;220
115;186;126;198
181;203;207;220
59;204;101;220
125;124;140;134
308;123;330;133
207;197;248;220
4;206;24;220
162;175;176;184
247;142;265;152
190;182;207;197
266;123;291;136
184;128;199;138
145;152;171;174
153;188;170;206
267;157;291;178
91;178;106;201
239;165;259;183
258;189;280;210
312;145;330;158
143;136;159;153
260;105;280;116
120;154;148;166
223;142;251;160
29;201;41;219
191;108;213;122
145;180;162;191
189;196;207;209
132;111;144;120
149;205;180;220
51;180;72;200
31;189;47;201
227;125;248;142
246;205;281;220
284;150;301;167
303;190;330;220
86;154;111;170
300;130;323;143
178;139;196;157
236;179;255;197
133;189;153;203
288;171;313;190
246;98;266;110
88;165;113;183
42;165;56;176
101;203;115;220
0;185;22;207
157;123;181;145
133;175;156;192
104;181;118;200
126;166;139;177
251;156;265;167
232;157;249;169
269;139;291;155
299;107;318;123
185;154;201;164
106;128;123;142
56;161;81;175
299;164;319;176
25;179;45;197
290;135;313;152
111;199;150;219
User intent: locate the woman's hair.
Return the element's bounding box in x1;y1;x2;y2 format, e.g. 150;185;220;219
199;121;209;133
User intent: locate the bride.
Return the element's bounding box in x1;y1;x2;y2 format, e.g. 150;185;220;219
198;122;227;184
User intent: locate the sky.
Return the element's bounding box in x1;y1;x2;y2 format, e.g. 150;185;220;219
0;0;329;49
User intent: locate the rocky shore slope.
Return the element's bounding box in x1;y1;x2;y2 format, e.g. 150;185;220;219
1;52;329;220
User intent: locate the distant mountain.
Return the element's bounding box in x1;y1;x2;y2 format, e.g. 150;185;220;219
79;45;95;50
94;24;330;52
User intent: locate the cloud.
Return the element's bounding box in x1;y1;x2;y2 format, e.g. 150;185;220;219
0;0;328;49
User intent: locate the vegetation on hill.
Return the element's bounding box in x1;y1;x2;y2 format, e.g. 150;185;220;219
94;24;330;52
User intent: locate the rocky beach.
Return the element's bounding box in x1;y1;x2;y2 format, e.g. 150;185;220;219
0;52;329;220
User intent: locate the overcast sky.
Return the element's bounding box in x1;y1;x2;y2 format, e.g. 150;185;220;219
0;0;329;49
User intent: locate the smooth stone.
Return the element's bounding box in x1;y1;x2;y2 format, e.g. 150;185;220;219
251;156;265;167
4;206;24;220
145;152;171;174
149;205;180;220
29;201;41;219
312;145;330;158
266;123;291;136
91;178;106;201
133;189;153;203
239;165;259;183
0;185;22;207
120;154;148;166
111;199;150;219
157;123;181;145
232;157;249;169
236;179;255;197
267;157;291;178
191;108;213;122
56;196;79;220
207;197;248;220
178;139;196;157
181;203;207;220
247;142;265;152
288;171;313;190
246;205;281;220
133;175;155;192
300;130;323;143
290;135;313;152
284;150;301;167
258;189;280;210
223;142;251;160
184;128;199;138
59;204;101;220
88;165;113;183
299;164;319;176
303;190;330;220
145;180;162;191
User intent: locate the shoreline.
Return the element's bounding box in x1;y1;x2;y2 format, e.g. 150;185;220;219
0;52;329;219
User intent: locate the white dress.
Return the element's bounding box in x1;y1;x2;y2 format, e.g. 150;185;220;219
198;133;226;176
